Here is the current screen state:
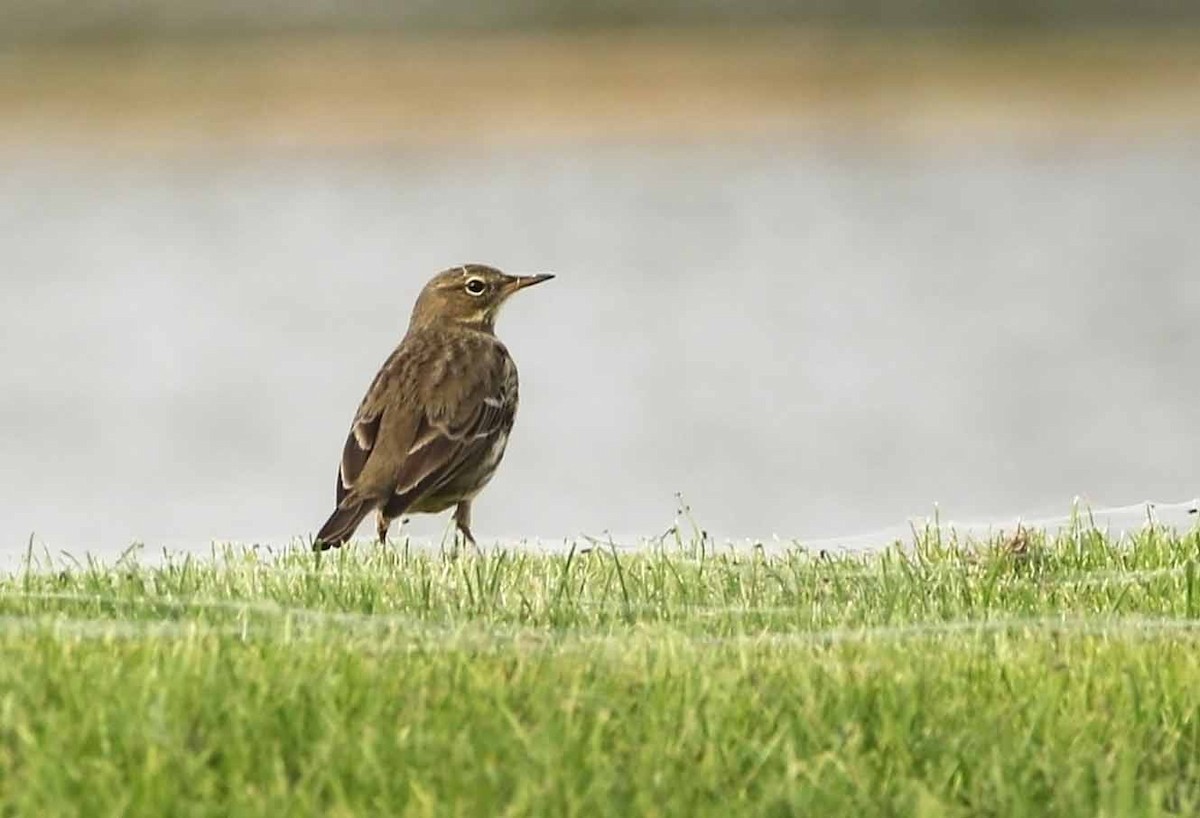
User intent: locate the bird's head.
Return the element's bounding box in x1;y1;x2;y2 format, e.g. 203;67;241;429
409;264;554;333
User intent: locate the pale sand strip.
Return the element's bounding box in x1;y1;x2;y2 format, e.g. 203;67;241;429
2;29;1199;152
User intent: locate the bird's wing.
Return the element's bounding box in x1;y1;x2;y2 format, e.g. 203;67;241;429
387;344;516;503
336;334;516;508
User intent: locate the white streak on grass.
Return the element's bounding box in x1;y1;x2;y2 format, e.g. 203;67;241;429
5;604;1200;654
1;560;1194;627
0;615;245;640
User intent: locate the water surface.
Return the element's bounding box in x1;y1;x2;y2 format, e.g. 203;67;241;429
2;140;1198;558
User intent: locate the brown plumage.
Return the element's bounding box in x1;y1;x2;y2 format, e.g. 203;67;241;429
313;264;554;551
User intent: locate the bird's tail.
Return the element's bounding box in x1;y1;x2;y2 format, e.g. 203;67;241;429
314;498;373;551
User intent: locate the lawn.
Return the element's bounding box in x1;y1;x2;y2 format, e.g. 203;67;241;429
3;522;1200;816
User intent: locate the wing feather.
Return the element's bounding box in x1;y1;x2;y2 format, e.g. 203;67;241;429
336;412;380;504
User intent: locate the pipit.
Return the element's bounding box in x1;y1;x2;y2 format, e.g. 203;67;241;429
313;264;554;551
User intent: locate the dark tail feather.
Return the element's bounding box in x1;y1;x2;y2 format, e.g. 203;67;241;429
314;499;373;551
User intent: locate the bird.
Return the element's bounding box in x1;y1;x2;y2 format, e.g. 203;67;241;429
313;263;554;551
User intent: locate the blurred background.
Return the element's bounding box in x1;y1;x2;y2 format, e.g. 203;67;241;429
2;2;1199;558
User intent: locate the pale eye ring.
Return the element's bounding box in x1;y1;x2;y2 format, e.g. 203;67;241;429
464;278;487;296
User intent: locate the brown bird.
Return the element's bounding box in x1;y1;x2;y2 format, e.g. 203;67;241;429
313;264;554;551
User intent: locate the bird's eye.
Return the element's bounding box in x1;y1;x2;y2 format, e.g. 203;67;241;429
465;278;487;296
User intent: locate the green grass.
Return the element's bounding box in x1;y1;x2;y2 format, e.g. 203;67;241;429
4;522;1200;816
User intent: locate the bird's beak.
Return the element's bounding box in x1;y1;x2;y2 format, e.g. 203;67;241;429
509;272;555;292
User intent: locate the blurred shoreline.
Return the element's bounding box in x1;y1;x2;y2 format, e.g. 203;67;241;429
3;29;1199;154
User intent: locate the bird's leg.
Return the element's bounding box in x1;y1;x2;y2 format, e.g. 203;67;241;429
375;510;391;545
453;501;477;553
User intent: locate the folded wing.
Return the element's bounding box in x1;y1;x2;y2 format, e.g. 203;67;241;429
334;333;515;512
386;345;516;508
